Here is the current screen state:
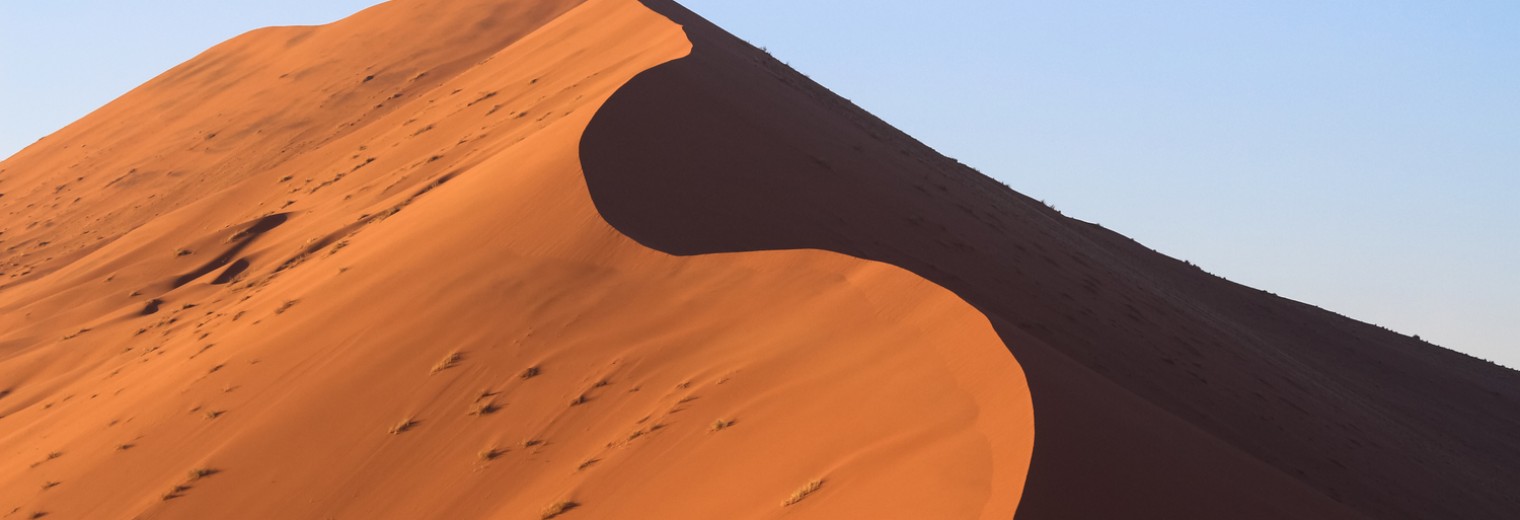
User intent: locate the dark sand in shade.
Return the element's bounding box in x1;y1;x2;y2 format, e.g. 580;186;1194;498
0;0;1516;518
582;1;1520;518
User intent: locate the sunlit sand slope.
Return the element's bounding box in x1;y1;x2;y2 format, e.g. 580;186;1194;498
0;1;1033;518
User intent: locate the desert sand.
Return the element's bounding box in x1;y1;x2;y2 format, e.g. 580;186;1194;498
2;0;1518;519
584;2;1520;519
0;0;1031;518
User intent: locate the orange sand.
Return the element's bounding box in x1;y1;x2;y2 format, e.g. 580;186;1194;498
582;2;1520;518
0;0;1032;518
10;0;1520;518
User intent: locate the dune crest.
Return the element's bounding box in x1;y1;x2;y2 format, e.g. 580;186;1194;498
7;0;1518;518
583;2;1520;519
0;0;1032;518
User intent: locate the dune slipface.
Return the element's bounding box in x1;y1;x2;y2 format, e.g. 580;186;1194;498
4;0;1520;519
0;0;1033;518
583;2;1520;519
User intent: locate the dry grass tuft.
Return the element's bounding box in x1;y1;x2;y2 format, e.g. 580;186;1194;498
30;452;62;468
431;351;462;373
540;501;578;519
784;479;824;506
389;418;417;435
187;468;218;481
162;484;190;501
468;400;500;416
520;366;541;380
479;447;504;461
710;419;735;432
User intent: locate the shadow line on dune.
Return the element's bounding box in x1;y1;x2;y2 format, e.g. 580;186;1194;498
578;1;1374;518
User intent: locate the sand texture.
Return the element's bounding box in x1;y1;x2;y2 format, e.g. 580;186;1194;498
1;0;1517;519
0;1;1031;518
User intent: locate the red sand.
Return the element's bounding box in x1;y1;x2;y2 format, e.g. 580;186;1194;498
0;1;1030;518
2;0;1518;519
582;1;1520;518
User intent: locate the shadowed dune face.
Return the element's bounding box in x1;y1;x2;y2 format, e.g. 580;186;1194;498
581;4;1362;519
581;1;1520;519
0;0;1033;518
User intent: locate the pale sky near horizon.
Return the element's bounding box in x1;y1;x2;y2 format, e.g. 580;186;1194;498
2;1;1516;367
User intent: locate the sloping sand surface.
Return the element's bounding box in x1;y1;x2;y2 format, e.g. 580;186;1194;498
7;0;1520;518
582;2;1520;519
0;1;1031;518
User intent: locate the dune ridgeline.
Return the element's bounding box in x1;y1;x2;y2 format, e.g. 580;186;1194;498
1;0;1516;519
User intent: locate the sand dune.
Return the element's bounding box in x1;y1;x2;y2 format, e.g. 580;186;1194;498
584;2;1520;519
3;0;1518;519
0;1;1030;518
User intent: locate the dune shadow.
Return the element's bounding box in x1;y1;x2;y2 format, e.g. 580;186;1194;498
173;213;289;288
577;1;1380;518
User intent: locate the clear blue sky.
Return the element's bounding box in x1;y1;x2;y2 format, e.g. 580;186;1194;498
2;1;1516;367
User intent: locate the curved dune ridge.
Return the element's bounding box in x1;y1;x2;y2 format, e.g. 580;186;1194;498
584;2;1520;520
0;0;1033;519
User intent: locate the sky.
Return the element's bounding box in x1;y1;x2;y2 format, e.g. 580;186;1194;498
2;1;1516;367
